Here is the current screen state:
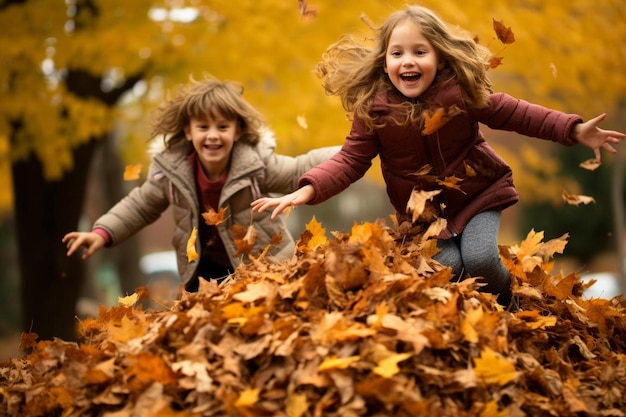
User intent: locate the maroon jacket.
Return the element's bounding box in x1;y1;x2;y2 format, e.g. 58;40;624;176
299;81;582;238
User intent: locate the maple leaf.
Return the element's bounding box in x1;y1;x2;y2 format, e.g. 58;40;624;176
422;108;447;135
234;224;258;255
302;216;328;250
118;292;138;307
202;207;227;225
579;158;601;171
123;163;142;181
186;227;198;262
492;18;515;44
561;189;595;206
474;347;520;385
406;188;442;223
436;175;463;191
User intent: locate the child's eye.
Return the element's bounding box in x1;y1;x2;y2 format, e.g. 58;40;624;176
390;51;402;57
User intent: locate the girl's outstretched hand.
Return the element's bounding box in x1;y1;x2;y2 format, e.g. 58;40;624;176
573;113;625;162
62;231;106;259
251;185;316;220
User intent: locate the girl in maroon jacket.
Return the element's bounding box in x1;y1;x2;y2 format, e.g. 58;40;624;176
252;5;624;307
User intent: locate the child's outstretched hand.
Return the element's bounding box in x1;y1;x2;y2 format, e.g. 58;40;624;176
251;185;316;220
573;113;625;162
62;231;106;260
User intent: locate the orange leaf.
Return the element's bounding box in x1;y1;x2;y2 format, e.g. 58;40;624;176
202;207;227;225
303;216;328;250
186;227;198;262
234;225;258;255
123;164;142;181
436;175;463;191
422;108;446;135
492;18;515;44
489;56;504;69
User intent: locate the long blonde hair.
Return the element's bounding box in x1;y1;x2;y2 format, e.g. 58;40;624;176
316;5;493;131
151;75;266;148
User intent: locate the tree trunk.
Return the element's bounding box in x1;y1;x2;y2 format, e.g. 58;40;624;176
12;139;97;341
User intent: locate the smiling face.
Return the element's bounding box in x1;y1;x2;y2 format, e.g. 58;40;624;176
184;112;239;180
385;20;439;99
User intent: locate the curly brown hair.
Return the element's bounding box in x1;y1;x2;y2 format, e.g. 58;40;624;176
151;75;266;148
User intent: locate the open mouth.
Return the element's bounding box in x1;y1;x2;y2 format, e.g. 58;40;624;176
400;72;422;82
204;144;222;150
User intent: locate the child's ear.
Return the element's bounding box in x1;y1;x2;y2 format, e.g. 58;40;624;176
183;126;192;140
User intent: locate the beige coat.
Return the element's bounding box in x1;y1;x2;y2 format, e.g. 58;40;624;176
94;132;339;285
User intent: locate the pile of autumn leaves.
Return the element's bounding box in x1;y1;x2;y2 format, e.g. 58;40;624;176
1;217;625;417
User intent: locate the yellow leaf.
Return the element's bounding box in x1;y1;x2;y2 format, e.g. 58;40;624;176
305;216;328;250
373;353;412;378
474;347;519;385
461;306;483;343
561;190;596;206
123;164;142;181
118;292;138;307
186;228;198;262
318;355;360;372
235;388;260;408
286;393;309;417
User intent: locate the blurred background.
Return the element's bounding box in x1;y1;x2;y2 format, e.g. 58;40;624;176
0;0;624;356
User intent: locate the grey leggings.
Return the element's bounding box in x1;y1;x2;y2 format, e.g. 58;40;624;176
433;210;511;305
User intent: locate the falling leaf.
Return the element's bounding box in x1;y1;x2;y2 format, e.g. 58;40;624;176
297;0;318;21
123;164;142;181
118;292;138;307
549;63;557;79
406;188;442;223
561;190;595;206
422;108;446;135
234;225;258;255
202;207;227;225
579;158;601;171
186;227;198;262
296;114;308;129
436;175;464;191
492;18;515;44
489;56;504;69
464;162;477;177
270;231;283;245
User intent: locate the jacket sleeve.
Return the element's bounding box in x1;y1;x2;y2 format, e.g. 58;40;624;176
298;116;380;205
474;93;582;146
260;144;342;194
93;160;171;246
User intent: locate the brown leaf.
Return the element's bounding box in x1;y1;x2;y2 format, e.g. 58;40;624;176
492;18;515;44
202;207;227;225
